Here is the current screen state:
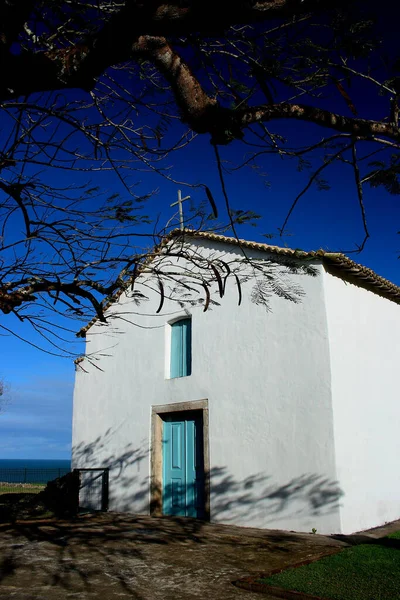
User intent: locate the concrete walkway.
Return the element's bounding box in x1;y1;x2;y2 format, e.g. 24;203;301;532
0;514;397;600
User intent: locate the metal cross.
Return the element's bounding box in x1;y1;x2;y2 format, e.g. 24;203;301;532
170;189;190;230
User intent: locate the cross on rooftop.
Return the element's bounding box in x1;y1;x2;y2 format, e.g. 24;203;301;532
170;190;190;230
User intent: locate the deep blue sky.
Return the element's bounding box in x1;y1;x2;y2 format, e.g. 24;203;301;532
2;19;400;459
2;125;399;460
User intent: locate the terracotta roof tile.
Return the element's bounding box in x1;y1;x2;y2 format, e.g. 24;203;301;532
77;229;400;337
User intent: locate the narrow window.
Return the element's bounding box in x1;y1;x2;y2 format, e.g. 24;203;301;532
170;318;192;378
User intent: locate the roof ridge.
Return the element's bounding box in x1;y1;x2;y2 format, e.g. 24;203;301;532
76;228;400;338
167;228;400;301
168;228;347;259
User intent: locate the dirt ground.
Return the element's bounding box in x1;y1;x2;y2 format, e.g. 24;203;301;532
0;513;396;600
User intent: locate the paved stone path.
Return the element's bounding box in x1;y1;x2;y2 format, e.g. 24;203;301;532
0;514;397;600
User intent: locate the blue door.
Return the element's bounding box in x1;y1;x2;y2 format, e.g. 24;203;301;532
162;413;204;518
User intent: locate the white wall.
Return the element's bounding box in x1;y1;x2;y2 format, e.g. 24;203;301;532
324;271;400;534
73;240;341;533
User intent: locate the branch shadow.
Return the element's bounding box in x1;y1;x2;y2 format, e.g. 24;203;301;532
0;430;346;597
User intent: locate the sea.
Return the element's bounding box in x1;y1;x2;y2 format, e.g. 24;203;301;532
0;459;71;484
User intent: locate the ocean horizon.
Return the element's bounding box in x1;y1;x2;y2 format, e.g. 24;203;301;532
0;459;72;483
0;459;71;469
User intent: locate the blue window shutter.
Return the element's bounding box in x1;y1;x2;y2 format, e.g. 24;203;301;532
170;318;192;378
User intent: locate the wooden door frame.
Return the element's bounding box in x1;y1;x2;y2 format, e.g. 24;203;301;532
150;399;210;520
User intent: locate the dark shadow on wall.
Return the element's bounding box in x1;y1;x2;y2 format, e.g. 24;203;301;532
0;435;346;600
209;467;343;525
73;429;150;511
72;429;344;531
2;432;399;597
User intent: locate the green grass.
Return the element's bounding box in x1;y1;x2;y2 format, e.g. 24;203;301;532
0;484;45;495
259;531;400;600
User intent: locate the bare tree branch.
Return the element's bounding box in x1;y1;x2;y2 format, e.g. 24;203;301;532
0;1;398;355
350;142;370;252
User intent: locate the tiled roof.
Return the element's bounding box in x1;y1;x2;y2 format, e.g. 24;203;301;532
77;228;400;338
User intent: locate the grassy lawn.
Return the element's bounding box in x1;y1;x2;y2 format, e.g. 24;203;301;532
0;484;45;495
259;531;400;600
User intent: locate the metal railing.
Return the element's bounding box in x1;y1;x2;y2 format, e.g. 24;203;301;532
0;468;71;495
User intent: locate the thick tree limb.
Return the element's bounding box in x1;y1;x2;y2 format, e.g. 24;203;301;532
2;0;388;147
131;36;218;132
237;103;400;143
118;38;400;145
0;0;345;100
0;279;107;322
122;39;400;144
